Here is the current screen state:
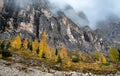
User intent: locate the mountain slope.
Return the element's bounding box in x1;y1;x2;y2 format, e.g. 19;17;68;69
96;15;120;49
0;0;107;52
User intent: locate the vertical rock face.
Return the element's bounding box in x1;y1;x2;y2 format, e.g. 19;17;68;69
0;0;107;52
0;0;3;12
96;15;120;50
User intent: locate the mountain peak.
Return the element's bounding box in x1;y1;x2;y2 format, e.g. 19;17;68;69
0;0;110;52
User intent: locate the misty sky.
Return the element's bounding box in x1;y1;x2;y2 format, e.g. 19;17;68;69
49;0;120;29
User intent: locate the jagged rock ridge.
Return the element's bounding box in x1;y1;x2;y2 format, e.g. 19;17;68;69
0;0;106;52
96;15;120;50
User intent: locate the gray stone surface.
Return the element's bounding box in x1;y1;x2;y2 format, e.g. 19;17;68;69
0;0;111;52
0;59;119;76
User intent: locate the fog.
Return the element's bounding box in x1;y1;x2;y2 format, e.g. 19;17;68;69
48;0;120;29
1;0;120;29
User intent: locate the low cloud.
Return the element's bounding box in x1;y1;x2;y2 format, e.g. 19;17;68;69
2;0;120;29
48;0;120;29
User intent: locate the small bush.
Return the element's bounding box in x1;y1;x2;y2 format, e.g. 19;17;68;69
72;56;79;63
2;50;12;58
28;42;32;51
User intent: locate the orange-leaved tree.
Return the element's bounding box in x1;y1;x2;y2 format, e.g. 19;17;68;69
11;35;21;49
60;44;71;67
60;44;68;59
39;32;51;58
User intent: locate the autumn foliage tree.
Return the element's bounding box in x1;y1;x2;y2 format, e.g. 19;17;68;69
39;32;51;58
60;44;71;67
95;51;99;61
95;52;107;64
32;39;39;54
11;35;21;49
60;44;68;59
23;38;29;50
109;46;119;62
101;54;107;64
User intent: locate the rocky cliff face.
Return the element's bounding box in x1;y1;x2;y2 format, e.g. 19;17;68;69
0;0;107;52
96;15;120;50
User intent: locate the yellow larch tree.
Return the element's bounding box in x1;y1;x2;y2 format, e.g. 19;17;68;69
109;46;119;62
32;39;39;54
23;38;29;50
50;48;58;61
0;54;2;59
95;51;99;61
60;44;71;67
11;35;21;49
67;58;71;67
60;44;68;59
39;32;51;58
101;54;107;64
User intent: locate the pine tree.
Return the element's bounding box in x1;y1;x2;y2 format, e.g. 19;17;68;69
11;35;21;49
39;32;51;58
42;53;46;58
28;42;32;51
36;47;39;54
118;49;120;61
6;42;11;50
0;41;5;50
57;54;62;63
109;46;119;62
55;49;58;56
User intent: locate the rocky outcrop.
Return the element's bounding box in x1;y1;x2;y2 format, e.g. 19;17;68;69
96;15;120;50
0;0;108;52
0;59;120;76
